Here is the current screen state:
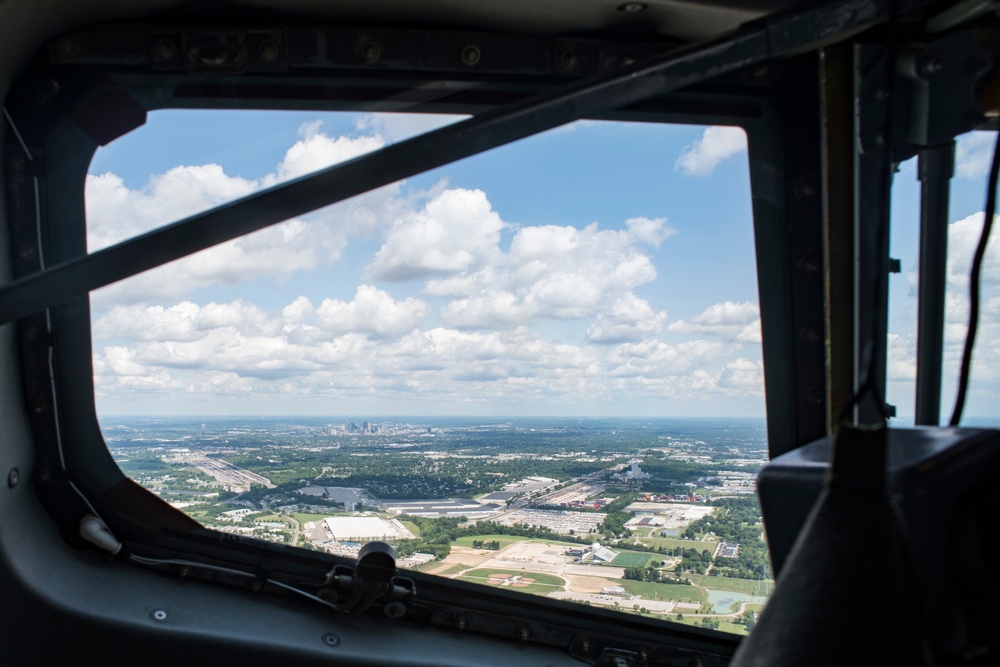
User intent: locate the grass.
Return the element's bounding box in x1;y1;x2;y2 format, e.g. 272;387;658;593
637;537;719;553
608;551;655;568
426;564;468;576
462;569;565;586
618;580;704;603
686;574;773;596
459;569;565;596
292;512;331;525
399;520;420;537
452;534;527;548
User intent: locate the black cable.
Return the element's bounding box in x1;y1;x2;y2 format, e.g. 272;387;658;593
949;128;1000;426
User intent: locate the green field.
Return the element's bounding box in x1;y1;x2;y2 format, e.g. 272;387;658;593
399;520;420;537
686;574;773;596
608;551;656;567
453;534;529;548
637;537;719;553
618;580;705;603
460;569;566;596
426;563;468;576
292;512;331;525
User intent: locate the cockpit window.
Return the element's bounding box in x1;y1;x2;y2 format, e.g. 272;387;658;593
88;110;770;633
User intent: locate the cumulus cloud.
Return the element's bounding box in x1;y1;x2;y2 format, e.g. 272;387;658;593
87;123;403;307
367;188;505;281
955;131;995;180
668;301;761;342
315;285;430;338
438;217;674;329
675;126;747;177
586;294;666;344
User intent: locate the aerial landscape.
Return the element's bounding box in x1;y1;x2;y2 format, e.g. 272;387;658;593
104;415;771;634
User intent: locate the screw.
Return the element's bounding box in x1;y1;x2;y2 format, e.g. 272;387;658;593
153;38;175;61
150;609;168;622
383;601;406;619
560;50;579;71
31;398;48;415
7;467;19;489
259;40;280;62
455;615;468;630
461;45;481;67
321;633;340;647
919;55;944;76
578;639;591;653
361;42;381;64
517;627;530;642
639;649;650;664
18;244;36;261
178;565;191;578
52;37;79;59
617;3;647;11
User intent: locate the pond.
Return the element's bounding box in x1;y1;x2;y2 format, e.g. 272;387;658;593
705;588;770;614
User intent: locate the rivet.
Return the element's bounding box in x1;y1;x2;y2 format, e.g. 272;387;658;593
52;37;79;59
259;40;279;62
31;398;48;415
560;50;579;71
179;565;191;578
517;627;530;642
153;38;176;61
579;639;591;653
455;615;468;630
321;633;340;647
150;609;168;622
361;42;381;64
617;3;648;12
461;45;481;67
383;601;406;619
7;467;19;489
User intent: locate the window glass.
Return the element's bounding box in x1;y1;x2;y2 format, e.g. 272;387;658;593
89;110;770;633
886;132;1000;426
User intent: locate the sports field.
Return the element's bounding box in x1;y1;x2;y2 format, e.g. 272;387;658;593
686;574;773;595
619;580;704;603
460;569;566;595
609;551;655;567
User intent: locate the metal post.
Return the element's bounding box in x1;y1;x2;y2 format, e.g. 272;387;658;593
914;141;954;425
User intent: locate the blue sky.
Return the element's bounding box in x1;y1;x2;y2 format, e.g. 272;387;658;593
85;110;999;421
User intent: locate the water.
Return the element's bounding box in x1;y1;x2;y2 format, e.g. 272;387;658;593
705;588;770;614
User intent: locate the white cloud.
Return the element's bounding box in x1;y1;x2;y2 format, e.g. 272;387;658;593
586;294;666;344
955;131;995;180
675;126;747;177
668;301;760;341
367;188;505;281
947;212;1000;289
315;285;430;339
86;124;403;307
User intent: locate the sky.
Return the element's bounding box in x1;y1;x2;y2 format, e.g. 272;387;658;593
84;110;1000;420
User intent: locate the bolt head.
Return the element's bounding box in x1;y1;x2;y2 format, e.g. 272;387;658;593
321;633;340;647
7;467;19;489
361;42;381;64
259;40;280;62
461;45;481;67
150;609;168;622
